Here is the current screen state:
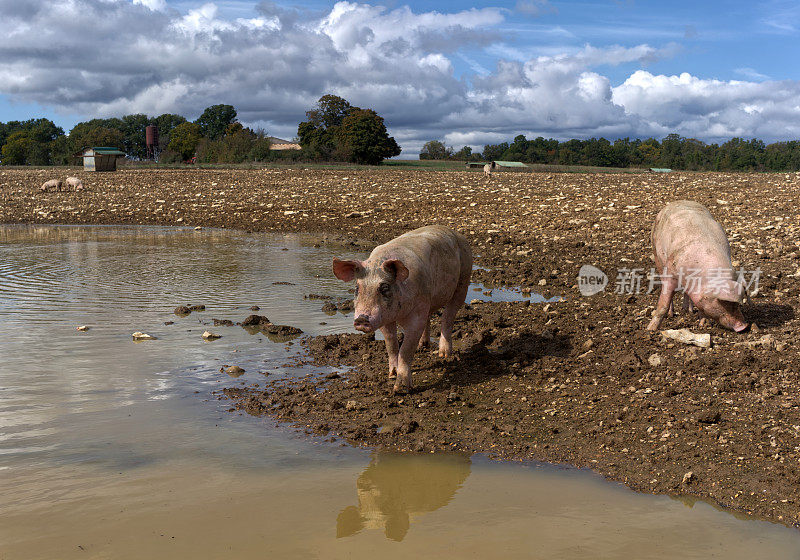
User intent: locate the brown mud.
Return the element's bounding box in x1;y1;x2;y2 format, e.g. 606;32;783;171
3;167;800;527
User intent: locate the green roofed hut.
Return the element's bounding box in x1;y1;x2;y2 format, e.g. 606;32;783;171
466;160;530;170
75;147;126;172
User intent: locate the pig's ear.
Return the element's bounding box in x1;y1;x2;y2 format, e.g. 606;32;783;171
382;259;409;283
715;280;746;303
332;258;363;282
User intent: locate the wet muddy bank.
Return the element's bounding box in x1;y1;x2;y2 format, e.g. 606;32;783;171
3;167;800;527
224;295;800;529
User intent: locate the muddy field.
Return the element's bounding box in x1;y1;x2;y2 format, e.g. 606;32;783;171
3;166;800;527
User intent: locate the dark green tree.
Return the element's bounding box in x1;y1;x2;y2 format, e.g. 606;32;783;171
482;142;509;161
195;104;237;140
420;140;451;160
305;94;352;129
452;146;473;160
334;108;401;165
120;114;151;159
168;122;202;161
297;95;354;160
152;113;188;151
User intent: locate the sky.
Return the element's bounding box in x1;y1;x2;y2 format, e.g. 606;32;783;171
2;0;800;156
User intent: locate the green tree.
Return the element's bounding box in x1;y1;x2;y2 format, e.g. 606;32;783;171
305;94;352;129
1;131;35;165
452;146;473;160
0;119;64;165
334;108;401;164
168;122;202;161
482;142;509;161
152;113;188;151
120;114;151;159
420;140;451;160
248;130;272;161
69;125;125;153
297;95;354;160
195;104;237;140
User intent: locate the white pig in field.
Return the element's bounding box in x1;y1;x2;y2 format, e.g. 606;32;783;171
65;176;84;191
483;161;495;177
40;179;63;192
648;200;748;332
333;225;472;392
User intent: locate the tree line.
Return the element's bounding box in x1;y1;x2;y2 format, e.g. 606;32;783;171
0;104;277;165
0;95;401;166
422;133;800;171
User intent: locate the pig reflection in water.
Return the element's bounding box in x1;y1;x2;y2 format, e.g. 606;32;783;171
337;452;471;541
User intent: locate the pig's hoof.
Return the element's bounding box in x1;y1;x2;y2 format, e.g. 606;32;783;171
388;371;397;380
392;385;410;395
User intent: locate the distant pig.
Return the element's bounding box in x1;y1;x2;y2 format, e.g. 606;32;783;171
647;200;748;332
40;179;63;192
65;176;83;191
333;225;472;392
483;161;495;177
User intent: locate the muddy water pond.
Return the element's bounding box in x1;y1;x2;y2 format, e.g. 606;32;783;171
1;225;798;559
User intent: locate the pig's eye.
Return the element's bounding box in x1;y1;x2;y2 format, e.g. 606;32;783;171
378;283;391;297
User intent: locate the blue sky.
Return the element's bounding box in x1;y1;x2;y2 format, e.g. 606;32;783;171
2;0;800;154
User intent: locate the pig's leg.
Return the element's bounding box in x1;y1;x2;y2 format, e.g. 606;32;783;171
394;310;428;393
418;313;431;349
647;276;678;331
381;322;399;380
682;293;695;313
439;278;470;358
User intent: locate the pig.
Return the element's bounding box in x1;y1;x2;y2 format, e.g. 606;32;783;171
65;176;83;191
40;179;63;192
333;225;472;392
483;161;496;177
647;200;748;332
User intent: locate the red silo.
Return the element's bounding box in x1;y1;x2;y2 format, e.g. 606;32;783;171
145;125;159;159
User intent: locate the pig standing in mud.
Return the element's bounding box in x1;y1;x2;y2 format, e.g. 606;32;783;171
333;225;472;392
647;200;748;332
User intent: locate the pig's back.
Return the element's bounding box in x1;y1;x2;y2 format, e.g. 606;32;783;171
653;200;732;272
378;225;471;307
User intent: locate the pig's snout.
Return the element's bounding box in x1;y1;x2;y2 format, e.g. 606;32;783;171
354;314;374;332
732;320;750;333
719;309;749;333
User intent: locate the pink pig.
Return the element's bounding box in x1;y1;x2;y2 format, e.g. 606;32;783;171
333;225;472;392
647;200;748;332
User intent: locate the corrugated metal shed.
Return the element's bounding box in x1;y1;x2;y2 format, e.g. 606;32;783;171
75;147;126;172
466;160;529;169
494;160;529;168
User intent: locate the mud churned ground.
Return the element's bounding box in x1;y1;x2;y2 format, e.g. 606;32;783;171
4;167;800;527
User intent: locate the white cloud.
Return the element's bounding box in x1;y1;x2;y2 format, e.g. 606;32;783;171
1;0;800;154
735;67;771;81
132;0;166;11
611;71;800;140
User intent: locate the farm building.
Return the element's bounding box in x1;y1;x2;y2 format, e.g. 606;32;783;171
466;160;530;170
75;147;126;172
267;137;301;151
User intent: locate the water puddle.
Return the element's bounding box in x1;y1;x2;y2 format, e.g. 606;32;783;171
0;225;798;559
